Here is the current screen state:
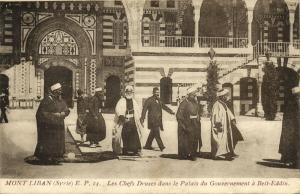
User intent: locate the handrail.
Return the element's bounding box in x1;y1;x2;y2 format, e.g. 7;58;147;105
141;34;248;48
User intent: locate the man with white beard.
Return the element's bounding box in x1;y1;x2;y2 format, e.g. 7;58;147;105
113;85;144;156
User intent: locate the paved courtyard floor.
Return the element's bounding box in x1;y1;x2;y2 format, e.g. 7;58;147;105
1;108;300;178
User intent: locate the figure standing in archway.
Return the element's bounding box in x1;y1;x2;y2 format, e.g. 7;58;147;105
34;83;70;164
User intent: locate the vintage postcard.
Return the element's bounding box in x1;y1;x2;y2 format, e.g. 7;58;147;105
0;0;300;193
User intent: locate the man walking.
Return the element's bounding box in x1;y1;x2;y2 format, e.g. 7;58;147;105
85;87;106;148
140;87;175;151
176;86;202;161
211;87;242;160
113;85;144;156
75;89;88;143
0;91;9;123
34;83;70;164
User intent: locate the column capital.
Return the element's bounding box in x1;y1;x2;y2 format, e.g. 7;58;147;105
192;0;203;10
285;0;298;13
247;9;254;23
289;11;295;24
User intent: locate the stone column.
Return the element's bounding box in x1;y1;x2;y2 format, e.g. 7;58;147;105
125;0;144;52
247;8;254;49
192;0;203;48
256;57;264;117
289;11;295;54
193;5;200;48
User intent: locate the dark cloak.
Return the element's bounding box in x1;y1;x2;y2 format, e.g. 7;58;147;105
34;95;70;159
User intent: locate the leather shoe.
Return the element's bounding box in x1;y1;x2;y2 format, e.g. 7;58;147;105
143;146;154;150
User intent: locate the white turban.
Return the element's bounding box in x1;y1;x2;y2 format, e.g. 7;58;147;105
292;86;300;94
95;87;103;92
125;85;134;92
217;88;229;97
50;83;62;91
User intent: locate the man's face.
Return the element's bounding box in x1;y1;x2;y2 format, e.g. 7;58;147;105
154;90;160;98
188;92;197;101
125;91;134;99
52;88;62;98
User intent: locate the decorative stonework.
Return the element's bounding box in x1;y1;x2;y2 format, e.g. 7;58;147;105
38;30;79;56
65;14;96;55
103;56;124;66
90;59;96;95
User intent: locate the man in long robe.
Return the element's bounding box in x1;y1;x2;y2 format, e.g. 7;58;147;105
85;87;106;148
176;86;202;161
140;87;175;151
113;85;144;156
76;89;88;143
211;88;240;160
279;67;299;167
34;83;70;164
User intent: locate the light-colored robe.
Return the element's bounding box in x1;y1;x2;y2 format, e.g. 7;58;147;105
211;100;235;157
112;97;144;155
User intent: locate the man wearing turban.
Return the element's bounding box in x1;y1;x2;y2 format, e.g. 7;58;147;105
34;83;70;164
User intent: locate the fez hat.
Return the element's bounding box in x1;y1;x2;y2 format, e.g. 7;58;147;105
51;83;62;91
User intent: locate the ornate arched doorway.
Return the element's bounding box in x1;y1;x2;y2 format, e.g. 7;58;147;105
160;77;172;104
105;75;121;109
253;0;289;44
44;66;73;107
25;17;92;101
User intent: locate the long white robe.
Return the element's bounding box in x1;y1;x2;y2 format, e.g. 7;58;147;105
211;100;235;157
112;97;144;155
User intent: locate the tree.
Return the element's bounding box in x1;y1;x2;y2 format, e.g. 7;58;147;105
206;60;218;115
261;61;279;120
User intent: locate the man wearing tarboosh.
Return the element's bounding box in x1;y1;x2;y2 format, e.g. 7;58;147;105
211;87;241;160
113;85;144;156
34;83;70;164
176;85;202;161
85;87;106;148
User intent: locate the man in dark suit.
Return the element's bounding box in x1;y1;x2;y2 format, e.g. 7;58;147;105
140;87;175;151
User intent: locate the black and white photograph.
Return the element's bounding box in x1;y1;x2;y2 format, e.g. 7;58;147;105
0;0;300;193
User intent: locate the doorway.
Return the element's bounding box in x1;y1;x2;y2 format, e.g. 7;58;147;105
0;74;9;95
105;75;121;109
44;66;73;107
160;77;172;104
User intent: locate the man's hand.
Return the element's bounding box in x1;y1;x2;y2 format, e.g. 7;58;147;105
60;112;66;117
140;118;144;125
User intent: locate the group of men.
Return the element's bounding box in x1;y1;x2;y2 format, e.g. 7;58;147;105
33;81;245;164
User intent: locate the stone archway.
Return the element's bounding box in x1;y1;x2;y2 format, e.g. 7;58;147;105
25;17;92;62
253;0;289;44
